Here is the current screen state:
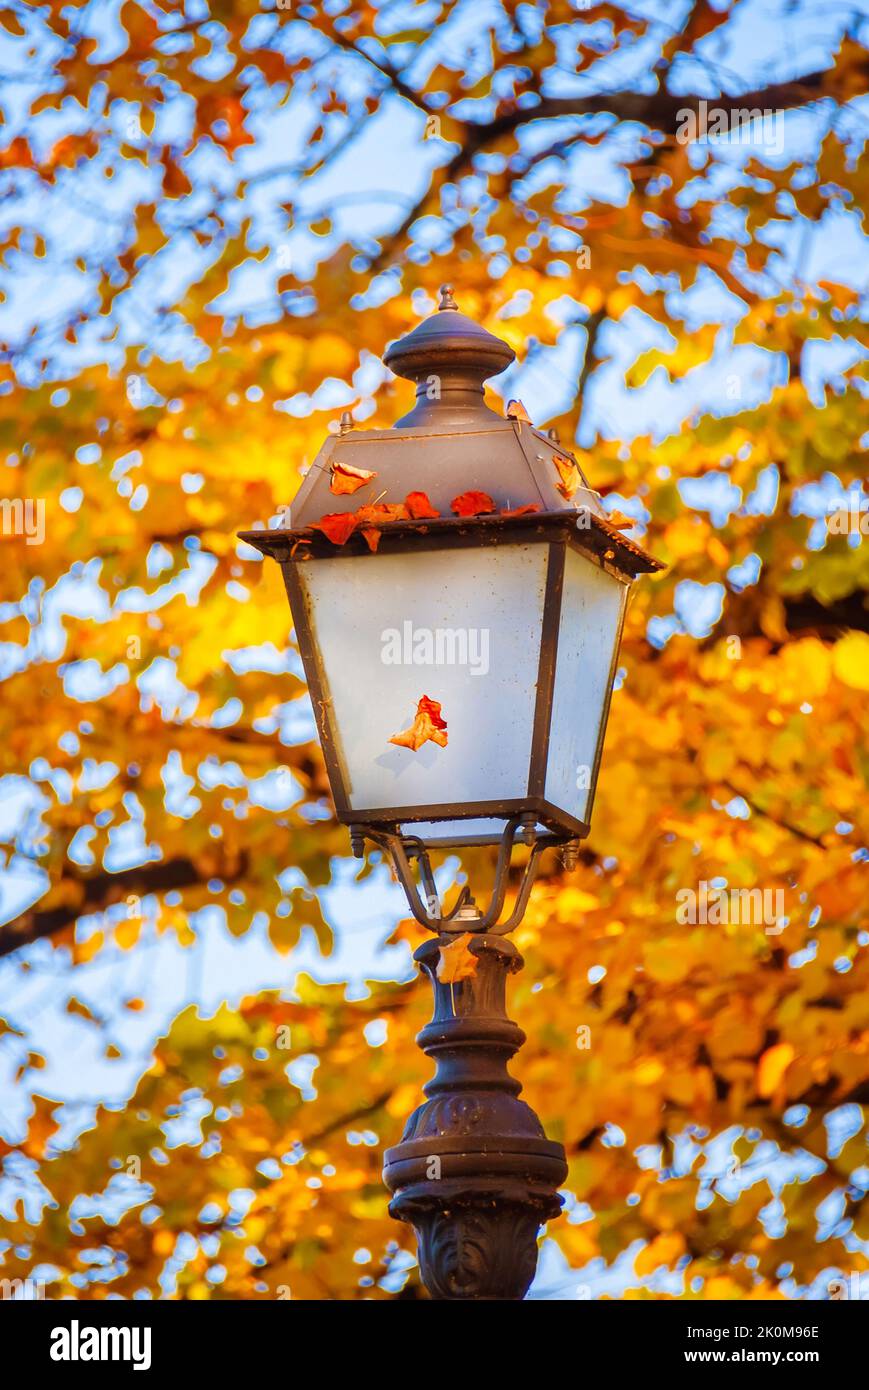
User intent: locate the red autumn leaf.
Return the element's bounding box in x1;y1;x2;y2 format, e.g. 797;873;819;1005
389;695;448;752
360;528;381;552
356;501;408;524
313;512;357;545
451;490;495;517
501;503;541;517
405;491;440;519
330;461;377;495
553;455;580;500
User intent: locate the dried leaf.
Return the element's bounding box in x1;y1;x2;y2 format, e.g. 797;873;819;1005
506;398;532;422
501;503;541;517
436;932;479;984
330;461;377;495
356;501;408;524
405;491;440;519
313;512;357;545
451;490;495;517
553;455;580;500
389;694;448;751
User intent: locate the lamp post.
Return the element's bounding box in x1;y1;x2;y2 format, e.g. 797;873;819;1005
241;288;661;1299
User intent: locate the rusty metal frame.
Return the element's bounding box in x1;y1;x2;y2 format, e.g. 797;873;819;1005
358;815;558;935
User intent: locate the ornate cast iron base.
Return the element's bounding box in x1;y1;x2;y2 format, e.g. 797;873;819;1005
383;933;567;1300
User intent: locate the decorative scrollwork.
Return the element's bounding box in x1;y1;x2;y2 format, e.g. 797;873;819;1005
412;1203;542;1301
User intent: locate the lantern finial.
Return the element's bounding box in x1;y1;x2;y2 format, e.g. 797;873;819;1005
384;291;514;429
438;283;458;311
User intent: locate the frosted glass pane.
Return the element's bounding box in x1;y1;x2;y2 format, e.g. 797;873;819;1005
544;548;627;825
399;817;548;846
298;544;549;813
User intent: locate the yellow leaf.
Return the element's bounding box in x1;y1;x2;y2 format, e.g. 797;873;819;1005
634;1059;664;1085
833;632;869;691
757;1042;795;1098
636;1233;684;1275
436;932;479;984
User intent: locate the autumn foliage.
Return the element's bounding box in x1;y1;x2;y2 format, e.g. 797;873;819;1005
0;1;866;1302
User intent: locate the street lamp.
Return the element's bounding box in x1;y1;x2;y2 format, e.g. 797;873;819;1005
241;287;661;1299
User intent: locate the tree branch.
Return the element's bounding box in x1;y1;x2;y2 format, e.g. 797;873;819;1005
0;853;249;959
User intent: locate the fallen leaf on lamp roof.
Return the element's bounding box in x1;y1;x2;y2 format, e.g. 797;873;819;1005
356;501;409;524
501;503;541;517
436;932;479;984
329;461;377;495
389;694;448;751
451;490;495;517
312;511;358;545
506;398;531;422
553;455;580;500
405;491;440;519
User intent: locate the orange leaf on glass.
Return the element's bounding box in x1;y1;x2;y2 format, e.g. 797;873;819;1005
313;512;357;545
405;491;440;519
329;461;377;495
451;490;495;517
389;694;448;751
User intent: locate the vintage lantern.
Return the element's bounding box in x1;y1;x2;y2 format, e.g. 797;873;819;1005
241;287;662;1298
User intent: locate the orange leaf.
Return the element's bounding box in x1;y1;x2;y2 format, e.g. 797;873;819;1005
553;456;580;500
757;1042;795;1098
360;527;381;552
356;501;408;524
451;490;495;517
330;462;377;495
389;695;448;751
405;491;440;519
313;512;357;545
436;932;479;984
501;503;541;517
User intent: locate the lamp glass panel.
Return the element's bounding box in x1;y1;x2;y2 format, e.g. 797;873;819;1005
295;542;549;814
544;546;627;825
398;817;549;846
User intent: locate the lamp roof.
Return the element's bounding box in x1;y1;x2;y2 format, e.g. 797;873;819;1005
239;290;663;580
